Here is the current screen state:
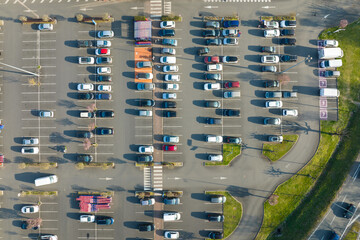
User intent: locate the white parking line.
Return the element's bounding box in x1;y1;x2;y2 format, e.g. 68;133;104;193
22;49;56;51
96;153;114;155
22;57;56;60
23;40;56;43
135;135;153;137
163;126;182;127
135;126;152;128
163;152;182;154
22;92;56;94
21;101;56;103
22;127;56;129
22;83;56;86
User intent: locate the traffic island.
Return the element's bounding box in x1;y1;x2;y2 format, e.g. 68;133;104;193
20;191;58;197
75;13;114;23
206;191;243;238
206;144;241;166
76;162;114;170
161;15;183;22
18;162;57;170
262;135;299;162
19;15;57;24
135;162;183;168
343;222;360;240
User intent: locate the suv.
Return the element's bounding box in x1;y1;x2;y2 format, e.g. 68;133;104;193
205;21;220;29
265;91;281;98
223;20;239;28
280;38;296;45
164;198;180;205
138;223;154;232
262;66;277;72
207;213;224;222
140;198;155;206
280;20;296;28
264;80;280;88
202;30;220;37
261;46;276;53
206;118;222;125
159;29;175;37
136;61;152;68
210;195;226;203
206;39;222;46
77;40;93;48
206;135;223;143
162;38;177;46
162;48;176;55
163;101;176;108
280;29;295;36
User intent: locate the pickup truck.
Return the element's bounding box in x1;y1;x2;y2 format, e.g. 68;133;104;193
77;40;93;48
80;111;95;118
280;55;297;62
282;91;297;98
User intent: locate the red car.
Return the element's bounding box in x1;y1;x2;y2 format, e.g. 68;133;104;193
224;81;240;89
163;145;177;151
204;56;220;64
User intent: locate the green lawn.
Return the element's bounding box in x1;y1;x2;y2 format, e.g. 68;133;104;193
344;222;360;240
206;144;241;166
256;19;360;240
262;135;299;162
207;191;243;238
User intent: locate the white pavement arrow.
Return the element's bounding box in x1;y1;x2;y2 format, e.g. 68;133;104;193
99;177;112;181
80;8;93;11
167;177;181;180
213;177;227;180
204;6;218;9
262;6;275;9
131;7;144;10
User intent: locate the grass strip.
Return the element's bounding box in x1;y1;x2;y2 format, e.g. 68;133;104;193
344;222;360;240
207;191;243;238
262;135;299;162
256;20;360;240
206;144;241;166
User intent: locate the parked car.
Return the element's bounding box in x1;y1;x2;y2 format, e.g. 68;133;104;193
138;145;154;153
96;75;112;82
162;101;176;108
137;72;153;80
282;109;298;116
139;223;155;232
280;29;295;36
207;213;224;222
261;46;276;53
160;21;175;28
223;136;242;144
223;38;238;45
262;65;277;72
164;111;176;118
160;56;176;64
162;48;176;55
136;61;152;68
97;30;114;38
205;73;221;80
39;110;54;118
268;135;284;143
77;154;93;163
207;64;223;71
265;91;281;98
23;138;39;145
159;29;175;37
138;110;152;117
206;135;223;143
205;21;220;29
137;83;155;91
96;127;114;135
206;118;222;125
137;155;153;163
208;232;224;240
210;195;226;203
97;85;111;92
97;67;111;74
265;100;283;108
95;48;110;56
206;39;222;46
264;80;280;88
96;57;112;64
96;216;114;225
222;29;239;36
198;47;210;56
202;30;220;37
204;56;220;64
280;20;296;28
80;215;95;223
21;205;39;213
262;20;279;29
280;55;297;62
139;99;155;107
222;56;238;63
320;70;340;78
162;93;177;99
38;234;58;240
164;74;180;81
264;29;280;37
261;55;279;63
283;91;297;98
208;154;223;161
163;145;177;151
95;40;111;47
343;203;356;219
280;38;296;45
223;109;240;116
322;39;339;47
224;91;241;98
223;20;239;28
77;40;93;48
164;231;180;239
38;23;53;31
164;197;180;205
140;198;155;206
264;117;281;125
163;135;180;143
224;81;240;88
204;100;221;108
204;82;221;90
163;65;179;72
165;83;179;90
162;38;177;46
77;83;94;91
78;57;95;64
76;131;94;138
95;93;111;100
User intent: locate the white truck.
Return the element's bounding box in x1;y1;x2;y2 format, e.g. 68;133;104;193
320;88;340;98
318;48;343;59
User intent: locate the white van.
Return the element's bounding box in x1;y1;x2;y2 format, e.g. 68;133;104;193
160;56;176;64
163;212;181;221
320;59;342;68
320;88;340;98
318;48;343;59
35;175;58;187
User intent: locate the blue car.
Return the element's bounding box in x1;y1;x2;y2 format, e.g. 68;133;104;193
162;38;177;46
96;216;114;225
95;93;112;100
159;29;175;37
223;20;239;28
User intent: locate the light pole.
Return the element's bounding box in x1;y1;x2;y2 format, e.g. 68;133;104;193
0;62;39;77
278;55;313;74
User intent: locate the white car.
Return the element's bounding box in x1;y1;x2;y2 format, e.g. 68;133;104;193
77;83;94;91
38;23;53;31
97;30;114;38
21;147;39;154
166;83;179;90
164;231;180;239
164;74;180;81
23;138;39;145
265;100;283;108
160;56;176;64
206;135;223;143
21;205;39;214
160;21;175;29
263;20;279;28
95;40;111;47
282;109;298;116
163;65;179;72
323;40;339;47
207;64;223;72
204;83;221;90
97;67;111;74
140;198;156;206
261;55;280;64
138;145;154;153
39;235;58;240
95;48;110;56
163;135;180;143
97;85;111;92
162;93;177;99
80;215;95;223
162;48;176;55
78;57;95;65
264;29;280;38
138;110;152;117
208;154;223;161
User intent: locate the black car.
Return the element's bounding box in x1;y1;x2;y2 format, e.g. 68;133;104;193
78;93;95;100
224;109;240;117
208;231;224;239
164;111;176;118
207;213;224;222
162;101;176;108
96;127;114;135
76;131;94;138
280;38;296;45
206;39;222;46
223;20;239;28
343;203;356;219
96;216;114;225
139;99;155;107
21;220;39;230
95;93;112;100
222;56;238;63
205;73;221;80
280;55;297;62
198;47;210;56
204;100;221;108
96;57;112;64
96;110;114;118
96;75;112;82
137;155;153;163
159;29;175;37
77;154;93;163
264;80;280;88
77;40;93;48
202;30;220;37
261;46;276;53
138;223;154;232
223;136;242;144
280;29;295;36
206;118;222;125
